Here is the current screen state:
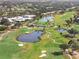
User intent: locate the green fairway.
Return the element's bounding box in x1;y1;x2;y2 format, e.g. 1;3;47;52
0;28;31;59
54;11;75;26
0;28;68;59
0;11;76;59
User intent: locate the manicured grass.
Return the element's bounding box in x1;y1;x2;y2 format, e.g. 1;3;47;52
0;28;31;59
36;20;48;25
0;27;69;59
0;11;76;59
54;11;75;26
0;31;20;59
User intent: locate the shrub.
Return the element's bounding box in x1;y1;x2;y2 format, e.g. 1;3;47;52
0;26;7;31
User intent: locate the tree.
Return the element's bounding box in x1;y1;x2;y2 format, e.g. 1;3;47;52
0;17;11;26
68;38;79;51
14;21;21;28
68;28;78;35
60;44;69;51
0;25;7;31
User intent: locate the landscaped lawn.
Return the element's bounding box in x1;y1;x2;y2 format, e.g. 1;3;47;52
0;27;69;59
54;11;75;26
0;28;31;59
0;11;76;59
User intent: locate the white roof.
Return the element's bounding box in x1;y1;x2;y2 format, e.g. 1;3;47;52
8;15;35;22
23;15;36;18
8;18;14;22
15;16;26;21
77;18;79;19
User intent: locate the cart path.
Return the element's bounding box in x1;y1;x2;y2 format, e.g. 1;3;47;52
67;54;72;59
73;51;79;59
0;31;11;40
52;39;62;44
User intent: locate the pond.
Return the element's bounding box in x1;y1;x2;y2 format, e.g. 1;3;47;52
17;31;43;42
57;28;66;33
39;16;54;22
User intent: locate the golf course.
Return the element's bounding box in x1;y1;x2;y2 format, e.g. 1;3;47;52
0;11;77;59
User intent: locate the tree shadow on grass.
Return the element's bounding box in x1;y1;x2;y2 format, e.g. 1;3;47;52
51;51;63;56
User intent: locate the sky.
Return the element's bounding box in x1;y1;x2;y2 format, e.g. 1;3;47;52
0;0;78;2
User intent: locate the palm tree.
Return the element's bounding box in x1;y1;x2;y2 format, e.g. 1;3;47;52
60;44;69;52
68;28;78;37
65;20;71;27
68;38;79;51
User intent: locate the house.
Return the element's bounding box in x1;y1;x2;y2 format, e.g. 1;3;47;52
7;15;36;23
0;15;36;28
